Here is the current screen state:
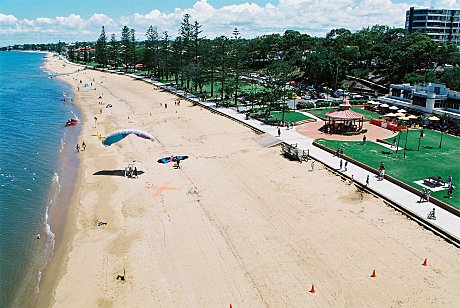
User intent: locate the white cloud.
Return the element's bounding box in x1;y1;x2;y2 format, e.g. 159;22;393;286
0;13;18;24
0;0;456;46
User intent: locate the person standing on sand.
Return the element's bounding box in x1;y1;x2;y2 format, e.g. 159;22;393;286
311;161;315;171
133;167;138;178
165;103;167;109
82;141;86;151
76;144;80;153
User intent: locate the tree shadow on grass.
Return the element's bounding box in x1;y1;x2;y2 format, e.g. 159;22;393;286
93;170;145;177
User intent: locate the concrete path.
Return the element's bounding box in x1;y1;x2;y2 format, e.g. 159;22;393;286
133;78;460;245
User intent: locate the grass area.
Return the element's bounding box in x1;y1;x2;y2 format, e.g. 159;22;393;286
315;129;460;209
270;111;313;123
308;107;381;121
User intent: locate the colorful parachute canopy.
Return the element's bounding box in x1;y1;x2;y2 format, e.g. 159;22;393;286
102;129;154;146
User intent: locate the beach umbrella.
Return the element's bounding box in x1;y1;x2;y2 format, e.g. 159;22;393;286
394;112;404;117
380;103;389;108
428;116;440;121
398;109;407;113
389;106;399;110
407;115;418;119
102;129;154;146
399;116;410;121
369;100;380;105
384;113;397;117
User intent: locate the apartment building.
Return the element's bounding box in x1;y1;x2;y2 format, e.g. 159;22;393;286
406;7;460;46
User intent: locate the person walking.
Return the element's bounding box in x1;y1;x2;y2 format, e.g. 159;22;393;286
277;127;281;137
419;188;427;203
366;175;370;186
363;134;367;144
344;161;348;172
311;161;315;171
339;159;343;170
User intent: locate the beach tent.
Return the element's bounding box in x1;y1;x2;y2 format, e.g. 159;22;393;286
398;109;407;113
102;129;154;146
380;103;389;108
389;106;399;110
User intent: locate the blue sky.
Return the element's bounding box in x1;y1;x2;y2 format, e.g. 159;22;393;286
0;0;271;19
0;0;457;45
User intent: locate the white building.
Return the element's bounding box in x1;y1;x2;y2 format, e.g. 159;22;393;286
379;83;460;124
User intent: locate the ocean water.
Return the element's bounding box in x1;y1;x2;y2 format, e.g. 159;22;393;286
0;52;80;307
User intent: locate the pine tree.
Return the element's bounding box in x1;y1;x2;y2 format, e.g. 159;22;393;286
108;34;119;68
95;26;108;67
130;28;136;71
120;26;131;71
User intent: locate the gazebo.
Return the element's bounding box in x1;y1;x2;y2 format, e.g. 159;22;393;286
324;99;364;133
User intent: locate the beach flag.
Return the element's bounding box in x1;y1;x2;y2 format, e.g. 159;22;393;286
371;270;376;278
422;258;427;266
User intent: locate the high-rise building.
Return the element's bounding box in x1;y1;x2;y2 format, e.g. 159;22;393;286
406;7;460;46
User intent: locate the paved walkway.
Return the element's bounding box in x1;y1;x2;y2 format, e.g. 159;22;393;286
118;77;460;245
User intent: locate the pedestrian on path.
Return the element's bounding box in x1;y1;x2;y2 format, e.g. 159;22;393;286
277;127;281;137
363;134;367;144
339;159;343;170
427;208;436;220
344;161;348;171
419;188;427;203
366;175;369;186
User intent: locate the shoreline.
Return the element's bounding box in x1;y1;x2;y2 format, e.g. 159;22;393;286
36;56;460;307
33;56;86;308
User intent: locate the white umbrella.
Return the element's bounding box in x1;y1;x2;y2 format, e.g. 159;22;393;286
385;113;397;117
394;112;404;117
398;109;407;113
399;116;410;121
380;103;389;107
369;100;380;105
407;115;418;119
389;106;399;110
428;116;440;121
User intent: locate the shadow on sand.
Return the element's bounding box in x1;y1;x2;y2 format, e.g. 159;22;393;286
93;170;145;177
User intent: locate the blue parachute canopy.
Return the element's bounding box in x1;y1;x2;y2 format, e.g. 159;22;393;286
102;129;154;146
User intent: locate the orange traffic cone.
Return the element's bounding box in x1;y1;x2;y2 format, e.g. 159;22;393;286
422;258;427;266
309;283;316;293
371;270;376;278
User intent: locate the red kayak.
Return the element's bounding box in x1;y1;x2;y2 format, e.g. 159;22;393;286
65;119;78;127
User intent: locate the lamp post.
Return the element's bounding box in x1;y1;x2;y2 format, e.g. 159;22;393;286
403;127;409;158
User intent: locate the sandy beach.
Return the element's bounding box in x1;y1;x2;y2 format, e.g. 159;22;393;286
37;56;460;307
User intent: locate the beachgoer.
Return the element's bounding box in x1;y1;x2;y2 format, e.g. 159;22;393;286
344;161;348;171
82;141;86;151
363;134;367;144
428;208;436;220
379;169;385;180
447;184;454;198
165;103;167;109
175;158;181;169
339;148;343;157
366;175;370;186
277;127;281;137
379;162;385;170
426;189;431;202
311;161;315;171
447;175;452;187
133;167;138;178
339;159;343;170
392;137;396;148
76;144;80;152
419;188;427;203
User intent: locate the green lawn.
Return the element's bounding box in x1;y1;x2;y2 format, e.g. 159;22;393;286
308;107;381;121
270;111;313;123
315;129;460;209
